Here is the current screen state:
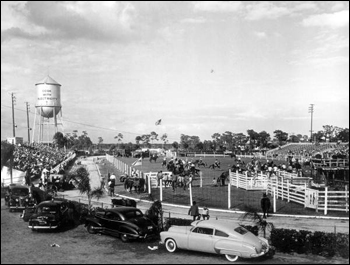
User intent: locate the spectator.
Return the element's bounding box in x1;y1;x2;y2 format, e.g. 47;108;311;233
188;201;200;221
212;177;218;187
201;206;210;220
261;193;271;218
157;170;163;188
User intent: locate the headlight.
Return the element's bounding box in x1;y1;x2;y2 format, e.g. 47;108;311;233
16;199;19;202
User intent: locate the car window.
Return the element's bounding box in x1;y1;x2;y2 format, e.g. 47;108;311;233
215;230;229;237
38;206;57;214
123;210;143;219
234;226;248;235
192;227;213;235
12;189;29;196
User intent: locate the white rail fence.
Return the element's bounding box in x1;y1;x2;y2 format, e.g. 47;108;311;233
105;155;349;215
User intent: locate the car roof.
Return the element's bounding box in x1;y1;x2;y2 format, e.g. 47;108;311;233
107;207;141;214
37;200;65;206
9;185;29;190
191;219;241;231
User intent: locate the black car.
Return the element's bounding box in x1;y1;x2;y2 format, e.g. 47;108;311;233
85;207;158;242
28;199;75;231
5;184;36;212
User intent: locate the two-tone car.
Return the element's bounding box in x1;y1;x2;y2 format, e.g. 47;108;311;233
160;219;274;262
5;184;36;212
28;199;75;231
85;207;158;242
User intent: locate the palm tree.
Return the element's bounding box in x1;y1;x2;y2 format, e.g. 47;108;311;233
69;166;104;213
239;206;274;239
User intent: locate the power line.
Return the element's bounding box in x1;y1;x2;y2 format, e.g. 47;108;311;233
1;104;179;142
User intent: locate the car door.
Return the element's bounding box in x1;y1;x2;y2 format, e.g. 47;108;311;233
188;226;215;253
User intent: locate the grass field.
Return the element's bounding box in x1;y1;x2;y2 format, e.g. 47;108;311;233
97;156;348;217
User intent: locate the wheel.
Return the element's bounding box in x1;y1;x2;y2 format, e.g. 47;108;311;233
86;224;97;234
165;238;177;253
120;234;128;243
225;254;239;262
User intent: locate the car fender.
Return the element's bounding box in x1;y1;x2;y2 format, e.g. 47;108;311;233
214;239;243;257
85;217;103;227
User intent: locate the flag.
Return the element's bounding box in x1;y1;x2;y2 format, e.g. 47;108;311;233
132;157;142;166
155;119;162;125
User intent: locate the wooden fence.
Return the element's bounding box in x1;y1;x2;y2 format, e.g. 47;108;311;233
229;170;349;215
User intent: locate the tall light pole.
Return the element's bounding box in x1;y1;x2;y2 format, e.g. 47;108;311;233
308;104;314;142
25;102;31;143
11;93;16;137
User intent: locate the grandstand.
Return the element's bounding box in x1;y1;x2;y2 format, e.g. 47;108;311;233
267;142;349;159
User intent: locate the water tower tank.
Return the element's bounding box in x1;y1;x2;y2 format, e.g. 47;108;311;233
35;76;61;118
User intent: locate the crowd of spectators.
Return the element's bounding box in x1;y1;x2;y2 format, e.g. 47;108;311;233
268;142;349;160
229;156;303;178
9;143;76;191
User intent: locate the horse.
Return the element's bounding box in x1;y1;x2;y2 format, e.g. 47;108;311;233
149;154;158;163
132;177;146;194
193;160;207;167
145;200;163;233
208;162;221;169
161;159;167;168
124;177;134;193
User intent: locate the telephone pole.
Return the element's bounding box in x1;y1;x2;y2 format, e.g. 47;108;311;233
11;93;16;137
308;104;314;142
25;102;31;143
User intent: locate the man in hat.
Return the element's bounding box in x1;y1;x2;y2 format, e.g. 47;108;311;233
261;193;271;218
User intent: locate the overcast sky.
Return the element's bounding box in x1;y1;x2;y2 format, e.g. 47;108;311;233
1;1;349;144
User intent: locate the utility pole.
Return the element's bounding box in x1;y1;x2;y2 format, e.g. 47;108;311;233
25;102;31;143
11;93;16;137
308;104;314;142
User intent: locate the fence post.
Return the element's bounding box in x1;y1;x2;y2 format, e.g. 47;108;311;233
245;171;248;190
287;180;290;202
236;170;239;188
273;187;276;213
346;185;348;213
324;186;328;215
228;178;231;209
200;172;203;188
189;183;192;206
148;173;151;195
160;178;163;202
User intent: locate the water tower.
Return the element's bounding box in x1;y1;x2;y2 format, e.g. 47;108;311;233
32;75;63;144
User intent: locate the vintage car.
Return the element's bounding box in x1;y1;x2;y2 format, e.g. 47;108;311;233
85;207;158;242
4;184;36;212
160;220;274;262
28;199;75;231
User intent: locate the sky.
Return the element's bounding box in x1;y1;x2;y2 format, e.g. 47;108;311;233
1;1;349;144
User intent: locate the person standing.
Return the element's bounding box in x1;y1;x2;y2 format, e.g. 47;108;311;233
201;206;210;220
157;170;163;188
188;201;200;221
171;173;178;192
261;193;271;218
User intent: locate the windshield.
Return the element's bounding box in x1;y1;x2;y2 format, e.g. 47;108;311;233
123;210;143;219
234;226;249;235
12;188;29;196
37;205;58;214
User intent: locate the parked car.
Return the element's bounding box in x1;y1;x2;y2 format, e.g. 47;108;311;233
85;207;158;242
4;184;36;212
160;219;274;262
28;199;75;231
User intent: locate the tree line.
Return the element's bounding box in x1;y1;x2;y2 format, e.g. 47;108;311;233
51;125;348;154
